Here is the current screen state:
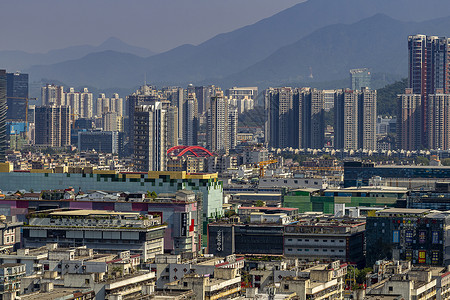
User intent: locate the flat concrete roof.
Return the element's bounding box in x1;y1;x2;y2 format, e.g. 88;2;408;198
234;193;282;197
239;207;297;211
325;187;407;193
377;208;431;214
375;165;450;169
48;210;139;216
21;288;93;300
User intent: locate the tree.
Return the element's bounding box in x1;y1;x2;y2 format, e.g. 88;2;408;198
346;266;372;290
255;200;265;207
146;191;157;199
377;78;408;117
415;156;429;166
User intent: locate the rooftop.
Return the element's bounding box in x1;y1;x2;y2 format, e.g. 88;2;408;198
375;208;431;215
47;210;139;217
20;287;94;300
239;207;298;211
325;187;408;193
0;263;24;268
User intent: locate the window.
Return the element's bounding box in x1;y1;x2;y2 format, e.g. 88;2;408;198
418;250;426;263
339;250;344;252
405;230;413;243
314;249;319;252
297;239;302;242
323;240;327;242
288;248;292;252
314;239;319;242
331;240;335;243
288;239;292;241
284;284;289;290
183;282;188;287
419;231;426;244
339;240;344;243
85;279;90;284
432;231;439;244
406;250;413;261
393;230;400;243
432;251;439;264
389;287;393;292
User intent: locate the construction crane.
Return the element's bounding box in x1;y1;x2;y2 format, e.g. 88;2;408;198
70;113;82;129
257;159;278;178
6;96;37;126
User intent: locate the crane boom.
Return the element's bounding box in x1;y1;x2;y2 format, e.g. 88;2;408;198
257;159;278;177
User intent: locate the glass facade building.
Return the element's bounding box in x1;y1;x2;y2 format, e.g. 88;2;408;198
6;72;28;121
344;161;450;187
350;68;371;91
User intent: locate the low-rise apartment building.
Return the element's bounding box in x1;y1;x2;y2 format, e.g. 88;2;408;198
366;208;450;266
284;219;365;266
23;209;166;261
165;268;241;300
0;263;26;299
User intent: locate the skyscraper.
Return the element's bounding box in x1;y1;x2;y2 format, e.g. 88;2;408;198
427;90;450;150
41;84;65;106
96;93;108;117
97;93;123;117
301;89;325;149
358;88;377;151
183;92;198;146
79;88;93;119
6;72;28;121
265;87;294;149
35;106;71;147
66;88;80;121
334;88;377;150
166;105;178;149
226;87;258;108
408;35;450;147
228;105;238;150
111;93;123;116
163;86;184;142
265;87;327;150
0;70;6;162
126;85;162;152
350;68;371;91
102;112;123;132
195;85;218;115
334;90;358;150
133;103;166;171
397;89;422;151
207;91;229;152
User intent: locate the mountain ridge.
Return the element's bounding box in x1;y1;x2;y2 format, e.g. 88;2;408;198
0;37;155;71
23;0;450;89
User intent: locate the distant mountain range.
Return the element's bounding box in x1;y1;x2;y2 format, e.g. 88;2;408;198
0;37;156;71
5;0;450;90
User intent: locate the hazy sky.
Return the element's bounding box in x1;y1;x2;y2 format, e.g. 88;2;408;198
0;0;305;53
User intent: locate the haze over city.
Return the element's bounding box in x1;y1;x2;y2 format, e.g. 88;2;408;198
3;1;450;299
0;0;304;53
